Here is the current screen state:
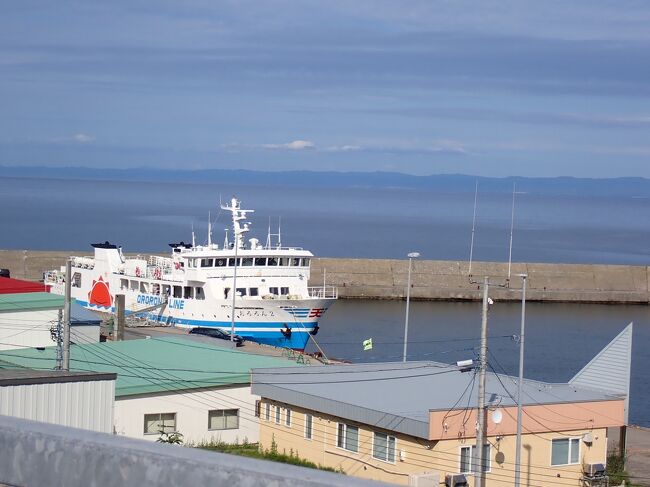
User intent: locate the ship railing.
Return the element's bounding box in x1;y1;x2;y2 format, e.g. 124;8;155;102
70;256;94;269
307;286;338;299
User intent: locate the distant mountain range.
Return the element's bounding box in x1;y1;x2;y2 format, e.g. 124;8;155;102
2;165;650;196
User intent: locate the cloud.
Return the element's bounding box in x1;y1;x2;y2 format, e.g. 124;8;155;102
262;140;315;150
325;145;362;152
71;133;95;143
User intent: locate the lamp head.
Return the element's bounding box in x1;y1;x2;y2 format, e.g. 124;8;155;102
407;252;420;259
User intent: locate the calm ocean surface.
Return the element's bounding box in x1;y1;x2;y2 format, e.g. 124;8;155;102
1;176;649;425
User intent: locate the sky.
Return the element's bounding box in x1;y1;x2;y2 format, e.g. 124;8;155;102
1;1;650;177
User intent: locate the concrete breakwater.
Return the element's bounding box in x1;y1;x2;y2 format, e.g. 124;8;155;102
311;258;650;304
1;250;648;304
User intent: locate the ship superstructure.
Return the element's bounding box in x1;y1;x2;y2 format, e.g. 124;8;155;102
45;197;337;350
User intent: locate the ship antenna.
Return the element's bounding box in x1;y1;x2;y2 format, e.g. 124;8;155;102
208;211;212;247
468;180;478;277
278;216;282;248
224;228;229;249
266;216;272;249
191;222;196;248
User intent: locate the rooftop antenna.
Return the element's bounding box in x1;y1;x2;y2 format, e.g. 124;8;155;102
207;211;212;248
468;180;478;276
507;182;516;282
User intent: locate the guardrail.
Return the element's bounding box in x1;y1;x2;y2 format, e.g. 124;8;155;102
0;415;396;487
308;286;338;299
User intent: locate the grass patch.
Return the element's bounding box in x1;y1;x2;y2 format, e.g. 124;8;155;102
195;437;343;474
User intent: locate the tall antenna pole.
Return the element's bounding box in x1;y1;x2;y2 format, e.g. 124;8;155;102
514;274;527;487
508;183;516;282
62;259;72;371
473;276;489;487
469;181;478;276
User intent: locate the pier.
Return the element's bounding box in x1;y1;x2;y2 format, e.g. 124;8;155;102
1;249;648;304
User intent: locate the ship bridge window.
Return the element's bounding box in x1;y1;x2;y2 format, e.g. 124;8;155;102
224;287;231;299
215;258;227;267
241;258;253;266
249;287;259;297
163;285;171;296
302;258;310;267
228;257;240;266
140;282;149;293
255;257;266;266
173;286;182;298
121;279;128;290
280;258;290;266
200;258;214;268
281;287;289;296
72;272;82;288
153;283;160;295
236;288;247;296
184;286;193;299
267;257;278;266
269;287;279;296
195;287;205;300
291;258;300;266
187;259;196;268
130;280;139;291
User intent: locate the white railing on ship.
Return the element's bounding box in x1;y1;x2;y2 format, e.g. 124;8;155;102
307;286;338;299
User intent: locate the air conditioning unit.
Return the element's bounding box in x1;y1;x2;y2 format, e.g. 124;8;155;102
583;463;606;477
445;473;468;487
408;472;440;487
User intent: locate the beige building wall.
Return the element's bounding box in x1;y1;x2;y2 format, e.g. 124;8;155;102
259;399;610;487
114;385;260;445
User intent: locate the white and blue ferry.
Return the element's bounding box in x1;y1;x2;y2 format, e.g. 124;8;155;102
45;197;337;350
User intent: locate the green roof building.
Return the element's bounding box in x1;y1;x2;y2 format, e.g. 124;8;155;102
0;336;304;444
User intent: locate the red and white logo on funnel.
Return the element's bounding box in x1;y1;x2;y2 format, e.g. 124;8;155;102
88;276;112;308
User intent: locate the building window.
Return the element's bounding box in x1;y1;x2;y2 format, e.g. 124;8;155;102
144;413;176;435
285;408;292;427
305;414;313;439
459;444;491;473
208;409;239;430
337;423;359;453
275;406;281;424
254;400;261;418
373;432;396;463
551;438;580;466
265;403;271;421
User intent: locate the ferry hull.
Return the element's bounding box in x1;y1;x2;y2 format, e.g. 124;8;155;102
75;298;326;351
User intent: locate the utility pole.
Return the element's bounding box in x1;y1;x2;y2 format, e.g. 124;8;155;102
514;274;527;487
115;294;125;341
55;309;63;370
62;259;72;371
473;276;489;487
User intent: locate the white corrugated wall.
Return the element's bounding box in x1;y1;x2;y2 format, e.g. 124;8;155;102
0;379;115;433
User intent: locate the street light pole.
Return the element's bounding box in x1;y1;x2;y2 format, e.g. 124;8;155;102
402;252;420;362
514;273;527;487
230;232;239;348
